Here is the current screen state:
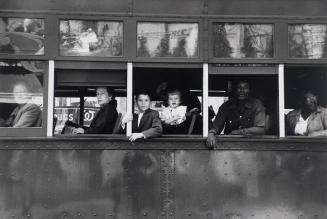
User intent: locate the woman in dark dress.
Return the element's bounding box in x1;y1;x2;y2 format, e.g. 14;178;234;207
73;87;118;134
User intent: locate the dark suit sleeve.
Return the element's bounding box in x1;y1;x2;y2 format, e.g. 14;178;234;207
85;104;117;134
209;102;228;135
13;105;41;127
142;111;163;139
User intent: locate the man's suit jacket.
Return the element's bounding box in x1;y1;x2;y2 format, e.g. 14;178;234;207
132;109;162;138
6;103;42;127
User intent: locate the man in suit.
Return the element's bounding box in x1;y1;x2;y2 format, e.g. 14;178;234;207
122;92;162;142
4;82;42;127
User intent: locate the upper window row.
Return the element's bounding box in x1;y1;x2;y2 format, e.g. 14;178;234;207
2;17;327;59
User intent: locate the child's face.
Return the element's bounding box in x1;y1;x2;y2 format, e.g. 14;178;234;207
137;94;150;112
168;94;181;108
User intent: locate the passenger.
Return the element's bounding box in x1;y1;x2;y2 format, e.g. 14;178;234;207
286;90;327;137
121;92;162;142
72;87;118;134
155;81;202;113
3;82;42;127
160;89;189;134
207;80;266;147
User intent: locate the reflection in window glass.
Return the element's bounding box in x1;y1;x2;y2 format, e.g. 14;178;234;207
59;20;123;57
289;24;327;59
137;22;199;58
0;61;44;128
0;18;44;55
213;23;273;58
208;71;278;136
285;66;327;137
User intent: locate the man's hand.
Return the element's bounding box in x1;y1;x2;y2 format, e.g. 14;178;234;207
206;132;216;148
129;133;145;142
230;129;242;135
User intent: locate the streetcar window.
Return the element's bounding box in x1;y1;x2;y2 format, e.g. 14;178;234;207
137;22;199;58
59;19;123;57
284;66;327;137
289;24;327;59
0;60;44;129
133;67;203;135
208;65;278;136
0;17;44;55
54;68;126;135
212;23;273;58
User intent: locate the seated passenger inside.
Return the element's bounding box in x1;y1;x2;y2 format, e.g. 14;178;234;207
207;80;267;147
286;90;327;137
0;81;42;127
121;92;162;142
70;87;118;134
160;89;197;134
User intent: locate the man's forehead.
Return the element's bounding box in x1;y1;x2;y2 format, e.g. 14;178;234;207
237;81;250;87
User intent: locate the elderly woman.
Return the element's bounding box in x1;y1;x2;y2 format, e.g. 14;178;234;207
73;87;118;134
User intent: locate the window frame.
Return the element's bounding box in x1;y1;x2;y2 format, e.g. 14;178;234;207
287;20;327;61
57;17;125;59
49;60;128;137
132;17;204;63
208;18;285;64
208;63;281;137
0;60;49;137
0;13;48;60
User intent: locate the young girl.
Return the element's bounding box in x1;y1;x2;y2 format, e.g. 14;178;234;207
160;89;190;134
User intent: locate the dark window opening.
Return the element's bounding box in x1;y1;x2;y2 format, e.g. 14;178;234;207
54;68;126;135
209;71;278;136
285;66;327;137
133;67;203;135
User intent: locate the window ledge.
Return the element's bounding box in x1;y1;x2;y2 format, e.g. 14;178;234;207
0;135;326;150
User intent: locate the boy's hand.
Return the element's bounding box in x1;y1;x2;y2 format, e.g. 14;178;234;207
122;114;133;125
129;133;145;142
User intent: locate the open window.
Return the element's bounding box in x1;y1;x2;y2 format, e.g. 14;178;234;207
54;62;126;135
0;60;47;136
133;65;203;136
284;65;327;137
208;64;279;137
